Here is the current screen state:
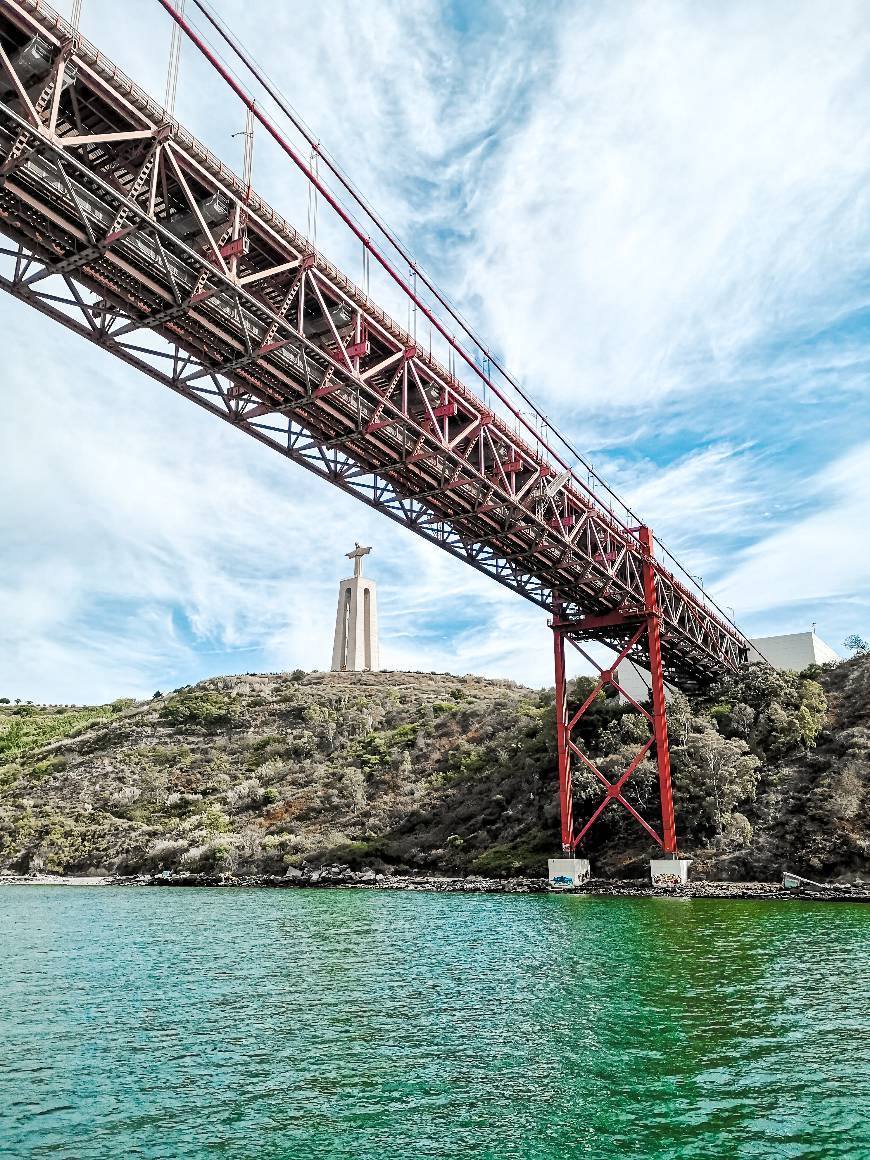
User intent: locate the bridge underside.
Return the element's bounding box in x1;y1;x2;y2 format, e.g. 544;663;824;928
0;0;752;855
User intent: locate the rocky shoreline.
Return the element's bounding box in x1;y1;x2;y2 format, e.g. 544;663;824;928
2;870;868;902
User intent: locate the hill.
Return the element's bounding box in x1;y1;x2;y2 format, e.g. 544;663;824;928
0;655;867;882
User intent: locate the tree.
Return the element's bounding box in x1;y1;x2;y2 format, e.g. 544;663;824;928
673;724;761;843
704;663;826;759
844;634;869;655
730;702;755;739
667;692;693;747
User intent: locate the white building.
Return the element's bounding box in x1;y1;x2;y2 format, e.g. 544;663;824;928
747;631;839;670
613;629;839;704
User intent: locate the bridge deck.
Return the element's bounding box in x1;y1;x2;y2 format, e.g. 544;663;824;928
0;0;750;688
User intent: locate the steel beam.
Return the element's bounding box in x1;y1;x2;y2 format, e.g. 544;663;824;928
551;526;681;856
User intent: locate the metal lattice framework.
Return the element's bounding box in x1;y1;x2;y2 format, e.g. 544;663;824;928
0;0;753;855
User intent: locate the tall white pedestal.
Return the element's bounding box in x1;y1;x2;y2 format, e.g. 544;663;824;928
331;574;379;672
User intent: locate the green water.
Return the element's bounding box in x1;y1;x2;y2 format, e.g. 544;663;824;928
1;888;867;1159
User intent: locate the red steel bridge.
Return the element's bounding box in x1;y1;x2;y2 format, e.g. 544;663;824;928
0;0;753;860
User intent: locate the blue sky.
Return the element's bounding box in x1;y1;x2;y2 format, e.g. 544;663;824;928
2;0;869;703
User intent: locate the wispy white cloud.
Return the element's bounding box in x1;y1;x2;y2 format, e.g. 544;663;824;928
623;444;760;538
720;441;870;635
466;0;870;412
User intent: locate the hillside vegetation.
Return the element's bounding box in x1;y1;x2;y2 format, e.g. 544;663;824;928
0;655;867;881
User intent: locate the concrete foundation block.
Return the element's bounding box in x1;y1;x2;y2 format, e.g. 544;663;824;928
548;857;591;888
650;858;692;886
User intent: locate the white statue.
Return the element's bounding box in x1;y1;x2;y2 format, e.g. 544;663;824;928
345;542;372;578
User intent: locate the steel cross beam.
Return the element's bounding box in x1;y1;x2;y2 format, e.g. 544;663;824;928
551;527;678;856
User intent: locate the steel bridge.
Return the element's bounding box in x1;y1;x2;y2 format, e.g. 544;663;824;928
0;0;753;860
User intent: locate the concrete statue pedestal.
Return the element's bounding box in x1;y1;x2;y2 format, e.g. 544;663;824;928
331;543;379;673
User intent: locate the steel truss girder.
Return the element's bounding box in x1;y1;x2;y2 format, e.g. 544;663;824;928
0;240;562;613
0;0;751;692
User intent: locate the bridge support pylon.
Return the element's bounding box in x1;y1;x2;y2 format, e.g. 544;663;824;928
550;525;679;867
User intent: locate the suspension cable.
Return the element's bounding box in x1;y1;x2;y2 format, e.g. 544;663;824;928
163;0;185;117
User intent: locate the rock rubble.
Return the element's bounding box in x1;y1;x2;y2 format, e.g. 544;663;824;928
90;869;870;902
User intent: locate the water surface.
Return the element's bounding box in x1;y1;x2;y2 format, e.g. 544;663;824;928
1;886;867;1158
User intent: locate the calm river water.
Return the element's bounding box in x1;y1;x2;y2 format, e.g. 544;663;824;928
1;886;867;1159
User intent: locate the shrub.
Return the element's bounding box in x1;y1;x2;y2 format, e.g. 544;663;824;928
180;844;211;870
246;735;287;769
159;692;242;732
0;763;23;790
198;803;231;836
110;698;137;714
110;785;141;809
31;756;67;781
356;724;419;773
151;746;185;768
446;742;487;781
0;706;109;760
342;767;366;812
470;835;551;877
318;836;397;868
286;730;318;759
225;779;266;812
146;838;189;870
0;721;24;758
